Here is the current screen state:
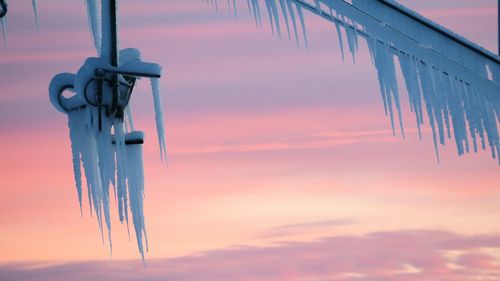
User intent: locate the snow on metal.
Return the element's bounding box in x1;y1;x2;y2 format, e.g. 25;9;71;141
49;0;165;262
212;0;500;164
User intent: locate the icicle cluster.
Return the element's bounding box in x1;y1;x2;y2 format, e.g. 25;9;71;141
212;0;500;165
0;0;38;42
205;0;310;47
49;0;166;262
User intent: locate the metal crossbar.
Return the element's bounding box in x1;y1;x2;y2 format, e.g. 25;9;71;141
290;0;499;96
295;0;499;65
377;0;500;61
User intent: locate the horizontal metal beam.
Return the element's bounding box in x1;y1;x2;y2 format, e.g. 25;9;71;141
377;0;500;64
292;0;499;89
296;0;500;65
98;68;161;79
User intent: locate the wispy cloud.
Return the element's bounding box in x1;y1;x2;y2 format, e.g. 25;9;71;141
171;129;401;155
256;218;360;238
2;230;500;281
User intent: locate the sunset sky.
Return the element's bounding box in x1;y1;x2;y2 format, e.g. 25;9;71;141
0;0;499;280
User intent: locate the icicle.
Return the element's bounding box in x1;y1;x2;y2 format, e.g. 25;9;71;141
477;88;500;164
398;54;424;139
251;0;262;27
115;119;130;236
126;132;148;264
78;110;104;237
266;0;282;38
150;78;168;162
428;68;446;146
68;110;84;215
295;4;308;48
126;105;135;132
264;0;276;35
368;41;405;137
447;78;469;155
277;0;291;39
343;18;358;64
246;0;252;15
462;85;478;153
313;0;321;11
1;17;6;43
334;21;345;62
85;0;101;53
285;0;300;47
32;0;39;28
417;63;441;162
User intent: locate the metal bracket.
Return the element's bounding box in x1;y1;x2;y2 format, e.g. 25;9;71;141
57;67;161;132
93;68;161;130
57;84;86;112
112;138;144;145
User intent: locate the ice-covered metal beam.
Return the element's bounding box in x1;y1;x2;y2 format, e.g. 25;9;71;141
236;0;499;164
293;0;499;90
376;0;499;63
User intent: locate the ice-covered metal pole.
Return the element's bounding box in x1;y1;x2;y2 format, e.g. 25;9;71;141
100;0;118;65
109;0;118;67
49;0;164;261
100;0;121;121
109;0;121;118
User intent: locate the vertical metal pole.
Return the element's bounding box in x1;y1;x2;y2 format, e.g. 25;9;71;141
96;0;120;127
107;0;120;118
109;0;118;67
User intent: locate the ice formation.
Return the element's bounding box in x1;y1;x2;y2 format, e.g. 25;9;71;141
32;0;38;27
85;0;101;52
1;17;6;42
0;0;39;41
49;0;165;261
212;0;500;164
0;0;6;42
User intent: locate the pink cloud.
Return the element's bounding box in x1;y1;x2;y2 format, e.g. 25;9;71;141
2;229;500;281
169;129;398;155
256;219;360;239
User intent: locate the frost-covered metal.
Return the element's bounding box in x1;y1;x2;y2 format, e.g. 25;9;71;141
212;0;500;164
49;0;166;262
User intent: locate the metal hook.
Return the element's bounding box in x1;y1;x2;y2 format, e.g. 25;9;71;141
57;84;86;112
